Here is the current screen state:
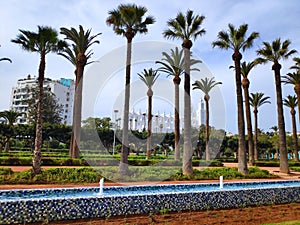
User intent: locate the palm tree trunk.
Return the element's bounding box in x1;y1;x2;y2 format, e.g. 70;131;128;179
32;53;46;175
146;90;152;159
182;46;193;175
273;63;289;173
253;109;258;161
205;97;210;161
174;77;181;161
243;82;254;166
291;110;299;161
295;85;300;123
70;65;84;158
232;51;248;174
119;38;132;175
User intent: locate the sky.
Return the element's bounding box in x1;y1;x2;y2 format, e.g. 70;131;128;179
1;0;300;134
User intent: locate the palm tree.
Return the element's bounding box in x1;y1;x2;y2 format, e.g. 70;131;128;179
156;47;200;161
256;38;297;173
138;68;159;159
0;110;22;151
212;24;259;174
249;92;271;161
192;77;222;161
282;71;300;122
59;25;101;159
0;44;12;63
237;61;256;166
291;57;300;70
107;4;155;175
11;26;66;175
163;10;206;175
283;95;299;161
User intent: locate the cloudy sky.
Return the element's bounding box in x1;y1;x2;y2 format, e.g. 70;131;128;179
0;0;300;134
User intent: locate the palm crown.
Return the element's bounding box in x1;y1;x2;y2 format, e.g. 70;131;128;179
156;47;201;77
240;61;256;78
106;4;155;40
282;72;300;85
249;93;271;108
138;68;159;89
0;110;22;126
212;24;259;52
256;38;297;64
59;25;101;66
11;26;66;54
192;77;222;99
283;95;298;109
163;10;205;48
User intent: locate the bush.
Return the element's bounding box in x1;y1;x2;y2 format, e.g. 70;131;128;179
0;167;101;184
168;167;276;181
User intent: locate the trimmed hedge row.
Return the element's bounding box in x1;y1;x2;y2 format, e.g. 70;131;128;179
0;166;276;185
0;157;223;167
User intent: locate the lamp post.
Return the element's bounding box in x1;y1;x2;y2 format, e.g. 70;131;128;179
112;109;118;155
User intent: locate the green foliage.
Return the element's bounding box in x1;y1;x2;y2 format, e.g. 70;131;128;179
0;167;100;184
290;167;300;172
0;166;277;185
26;90;63;124
169;167;276;181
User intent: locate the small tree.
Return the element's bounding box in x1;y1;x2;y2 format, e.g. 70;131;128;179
138;68;159;159
249;92;271;160
192;77;222;161
283;95;299;161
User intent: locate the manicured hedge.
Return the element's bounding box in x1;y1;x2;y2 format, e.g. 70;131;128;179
0;166;277;185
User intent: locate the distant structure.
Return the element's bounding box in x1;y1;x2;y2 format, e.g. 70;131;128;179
10;74;75;125
196;99;205;127
124;98;205;133
127;109;179;133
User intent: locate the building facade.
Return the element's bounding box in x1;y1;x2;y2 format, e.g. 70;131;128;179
124;99;205;133
10;75;75;125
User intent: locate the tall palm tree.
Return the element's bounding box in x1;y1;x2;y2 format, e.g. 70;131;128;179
107;4;155;175
0;44;12;63
11;26;66;175
0;110;22;151
236;61;256;165
282;71;300;122
283;95;299;161
249;92;271;160
212;24;259;174
138;68;159;159
156;47;200;161
192;77;222;161
163;10;206;175
59;25;101;159
256;38;297;173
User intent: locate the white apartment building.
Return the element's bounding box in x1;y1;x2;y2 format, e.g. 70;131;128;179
10;75;75;125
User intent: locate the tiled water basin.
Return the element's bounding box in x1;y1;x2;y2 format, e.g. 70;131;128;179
1;180;300;201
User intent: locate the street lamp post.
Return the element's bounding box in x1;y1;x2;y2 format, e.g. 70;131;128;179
112;109;118;155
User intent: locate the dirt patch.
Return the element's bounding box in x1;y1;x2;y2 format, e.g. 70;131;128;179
24;202;300;225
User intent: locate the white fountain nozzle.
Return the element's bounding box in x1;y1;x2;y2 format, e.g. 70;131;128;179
99;178;104;195
219;176;223;189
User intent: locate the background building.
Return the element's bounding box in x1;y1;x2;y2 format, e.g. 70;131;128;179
196;99;205;127
124;98;205;133
10;75;75;125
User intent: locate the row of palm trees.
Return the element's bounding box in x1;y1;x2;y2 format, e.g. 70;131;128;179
8;3;299;176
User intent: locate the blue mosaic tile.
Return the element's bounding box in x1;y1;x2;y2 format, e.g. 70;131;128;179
0;180;299;224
